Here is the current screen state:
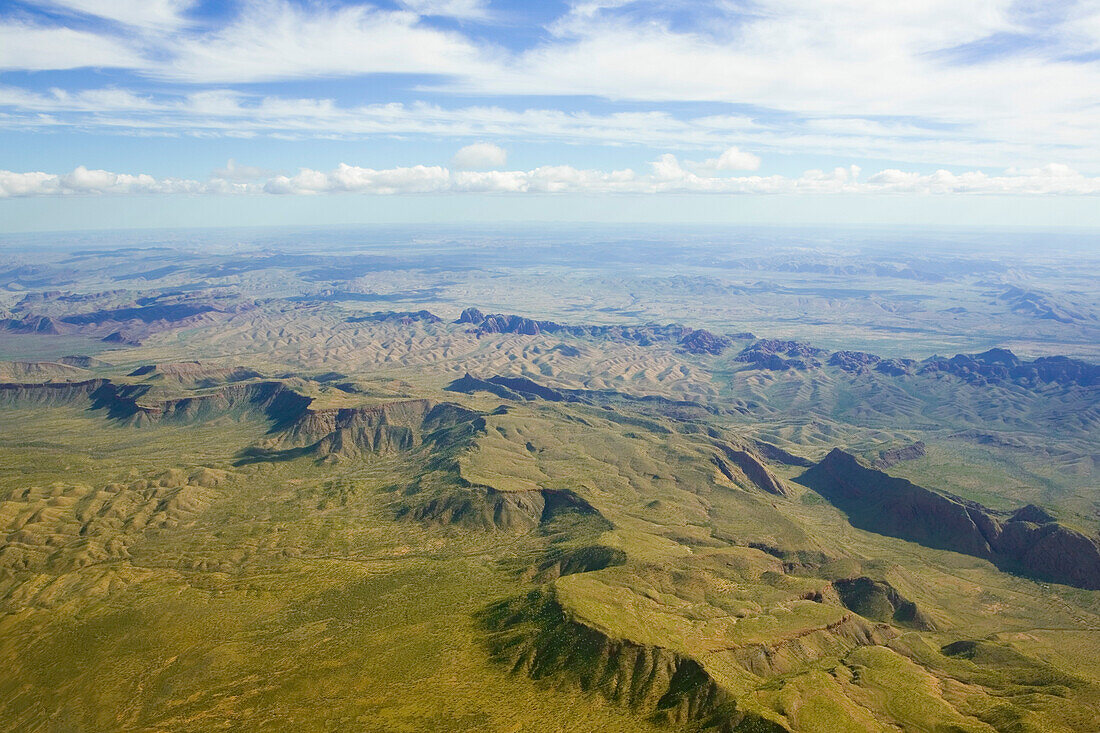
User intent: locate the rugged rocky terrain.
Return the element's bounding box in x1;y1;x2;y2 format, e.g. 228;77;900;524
0;230;1097;732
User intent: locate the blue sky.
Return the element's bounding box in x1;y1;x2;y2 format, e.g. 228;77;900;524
1;0;1099;230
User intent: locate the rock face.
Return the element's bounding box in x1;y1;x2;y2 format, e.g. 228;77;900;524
874;358;916;376
479;590;789;732
736;340;826;370
453;306;734;353
0;378;481;465
455;307;485;324
829;350;881;373
256;399;483;462
799;449;1100;590
714;444;788;496
918;348;1098;387
872;441;926;469
678;329;731;355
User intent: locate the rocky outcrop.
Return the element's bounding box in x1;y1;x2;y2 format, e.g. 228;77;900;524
347;310;442;324
829;350;881;373
750;440;814;468
253;399;483;462
3;293;243;345
0;377;439;454
678;329;731;355
736;340;826;370
715;445;789;496
871;441;926;469
726;612;894;679
918;348;1098;387
455;307;485;324
799;449;1100;590
874;357;916;376
454;306;734;353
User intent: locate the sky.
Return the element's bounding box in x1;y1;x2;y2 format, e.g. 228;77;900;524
1;0;1100;231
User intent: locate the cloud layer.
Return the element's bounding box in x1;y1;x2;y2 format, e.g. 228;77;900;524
4;159;1098;199
1;0;1099;172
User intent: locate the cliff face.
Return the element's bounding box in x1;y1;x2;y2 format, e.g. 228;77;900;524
799;449;1100;590
0;378;481;465
715;445;789;496
479;590;788;732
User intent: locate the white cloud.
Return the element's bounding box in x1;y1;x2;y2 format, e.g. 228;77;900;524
4;159;1099;199
25;0;196;30
712;147;761;171
158;1;490;83
1;1;1099;173
451;142;508;169
0;22;142;71
399;0;491;20
6;85;1076;170
689;146;761;173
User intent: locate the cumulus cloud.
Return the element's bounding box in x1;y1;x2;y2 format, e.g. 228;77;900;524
688;146;762;173
451;142;508;170
4;159;1099;199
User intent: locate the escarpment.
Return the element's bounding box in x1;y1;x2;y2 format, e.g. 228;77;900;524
714;444;788;496
724;612;894;679
0;378;109;407
0;377;308;425
0;378;484;465
799;449;1100;590
479;589;786;732
256;399;482;460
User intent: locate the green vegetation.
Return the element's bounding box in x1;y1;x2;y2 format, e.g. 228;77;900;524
0;238;1097;730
